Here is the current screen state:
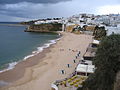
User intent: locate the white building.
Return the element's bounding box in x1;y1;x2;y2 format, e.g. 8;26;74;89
34;20;62;24
106;26;120;35
76;64;95;76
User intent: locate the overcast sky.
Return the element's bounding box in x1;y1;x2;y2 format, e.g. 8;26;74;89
0;0;120;22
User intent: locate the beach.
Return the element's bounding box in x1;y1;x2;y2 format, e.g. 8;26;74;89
0;32;93;90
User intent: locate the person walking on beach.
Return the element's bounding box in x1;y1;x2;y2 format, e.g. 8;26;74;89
73;60;76;63
67;64;70;68
61;70;65;74
76;56;77;59
79;51;81;54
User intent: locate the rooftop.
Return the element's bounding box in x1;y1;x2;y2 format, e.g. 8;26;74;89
76;64;95;73
92;40;100;45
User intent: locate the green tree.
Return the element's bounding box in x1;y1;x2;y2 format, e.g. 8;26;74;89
93;26;107;40
78;34;120;90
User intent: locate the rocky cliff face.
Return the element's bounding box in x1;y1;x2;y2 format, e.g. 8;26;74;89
25;23;62;32
114;71;120;90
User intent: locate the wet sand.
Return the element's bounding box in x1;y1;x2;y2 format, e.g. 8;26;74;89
0;32;93;90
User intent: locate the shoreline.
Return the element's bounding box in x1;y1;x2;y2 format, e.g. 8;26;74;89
0;32;93;90
0;31;61;74
0;39;60;89
0;44;53;82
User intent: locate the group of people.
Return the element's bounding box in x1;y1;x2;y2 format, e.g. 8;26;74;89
61;50;81;74
69;49;79;52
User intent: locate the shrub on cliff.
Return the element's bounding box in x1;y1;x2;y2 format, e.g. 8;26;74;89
93;26;107;40
78;34;120;90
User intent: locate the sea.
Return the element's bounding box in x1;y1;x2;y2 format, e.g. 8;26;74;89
0;22;60;73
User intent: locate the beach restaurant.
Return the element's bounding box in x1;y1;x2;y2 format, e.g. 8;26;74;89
76;64;95;76
83;39;99;60
91;40;100;48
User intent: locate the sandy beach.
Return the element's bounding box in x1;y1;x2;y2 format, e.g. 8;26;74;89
0;32;93;90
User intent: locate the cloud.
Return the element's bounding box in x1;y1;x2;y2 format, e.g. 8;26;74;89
0;0;98;20
0;0;120;21
0;14;30;22
0;0;71;4
97;5;120;14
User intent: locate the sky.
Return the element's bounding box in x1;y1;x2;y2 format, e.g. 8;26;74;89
0;0;120;22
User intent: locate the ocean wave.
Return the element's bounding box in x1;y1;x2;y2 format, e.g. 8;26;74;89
23;37;61;60
0;37;61;73
0;62;17;73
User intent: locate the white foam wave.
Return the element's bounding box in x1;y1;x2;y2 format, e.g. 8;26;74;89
23;54;35;60
0;62;17;73
23;38;61;60
0;37;61;73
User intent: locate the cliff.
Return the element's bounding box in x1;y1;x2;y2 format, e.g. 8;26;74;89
114;71;120;90
25;23;62;32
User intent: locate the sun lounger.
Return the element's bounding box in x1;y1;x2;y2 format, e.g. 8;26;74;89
74;84;79;87
70;82;74;86
67;79;72;83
